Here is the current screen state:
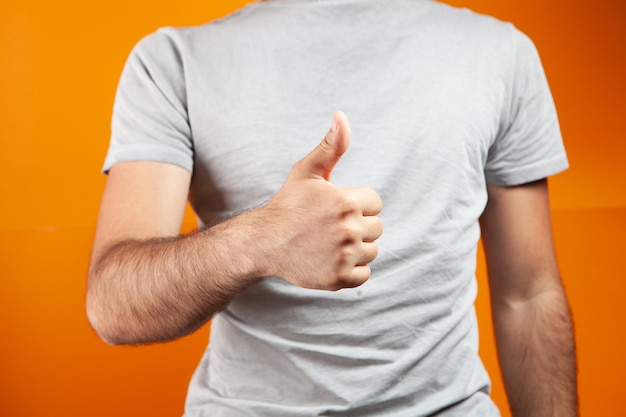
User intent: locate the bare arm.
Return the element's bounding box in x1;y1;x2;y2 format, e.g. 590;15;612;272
86;161;269;345
479;179;578;417
86;112;383;345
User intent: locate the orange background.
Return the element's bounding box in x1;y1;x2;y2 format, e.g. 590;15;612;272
1;0;624;415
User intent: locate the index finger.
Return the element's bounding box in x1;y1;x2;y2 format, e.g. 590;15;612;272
344;186;383;216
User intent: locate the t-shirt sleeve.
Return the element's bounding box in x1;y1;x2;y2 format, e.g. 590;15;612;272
484;28;568;186
103;29;193;173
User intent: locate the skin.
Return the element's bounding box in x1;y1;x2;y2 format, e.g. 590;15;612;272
480;180;578;417
86;111;383;345
87;112;578;415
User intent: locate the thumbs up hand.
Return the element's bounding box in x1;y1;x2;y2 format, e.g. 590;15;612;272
259;112;383;291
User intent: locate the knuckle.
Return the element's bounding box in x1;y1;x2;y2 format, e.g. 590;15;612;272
339;194;358;215
339;223;360;244
335;246;354;267
319;136;333;154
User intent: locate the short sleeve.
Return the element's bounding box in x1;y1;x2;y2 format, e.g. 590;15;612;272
103;29;193;173
485;28;568;186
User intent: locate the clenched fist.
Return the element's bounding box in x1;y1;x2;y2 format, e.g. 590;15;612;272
258;112;383;291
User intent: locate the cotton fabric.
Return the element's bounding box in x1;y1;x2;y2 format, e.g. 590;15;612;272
105;0;568;415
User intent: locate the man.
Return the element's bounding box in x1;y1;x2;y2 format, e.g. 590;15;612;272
87;0;578;416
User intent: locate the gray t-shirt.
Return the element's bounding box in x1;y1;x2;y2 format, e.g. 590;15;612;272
105;0;568;415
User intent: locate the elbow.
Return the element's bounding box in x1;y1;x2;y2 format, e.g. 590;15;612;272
85;262;136;346
85;286;126;346
85;305;119;346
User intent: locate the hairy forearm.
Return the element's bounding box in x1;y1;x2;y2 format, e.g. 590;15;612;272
87;113;383;345
492;286;578;417
86;213;263;345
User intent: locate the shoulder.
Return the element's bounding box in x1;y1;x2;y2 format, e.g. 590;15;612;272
422;1;531;53
139;3;264;50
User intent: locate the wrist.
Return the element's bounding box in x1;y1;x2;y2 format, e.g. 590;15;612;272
201;207;272;286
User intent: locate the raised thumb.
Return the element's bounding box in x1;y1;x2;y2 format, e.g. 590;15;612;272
296;111;351;181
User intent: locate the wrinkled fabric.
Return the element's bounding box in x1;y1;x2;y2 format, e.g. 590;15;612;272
105;0;567;415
